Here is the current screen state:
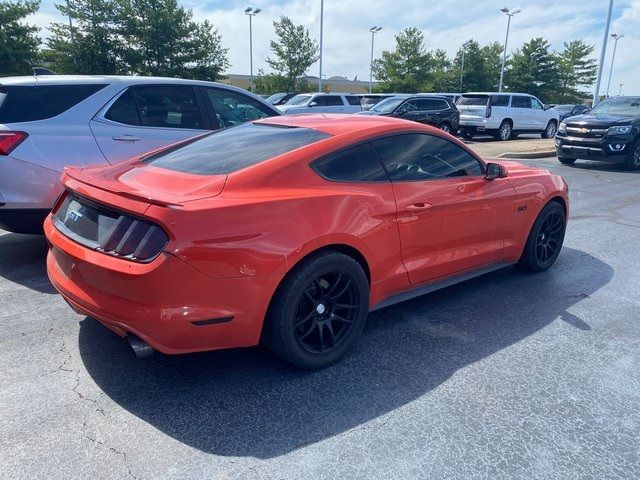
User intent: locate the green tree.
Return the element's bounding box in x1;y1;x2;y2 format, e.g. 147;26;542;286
0;0;41;75
48;0;124;74
556;40;597;102
451;40;502;92
265;16;318;92
427;48;457;92
372;27;430;93
119;0;229;80
505;37;558;102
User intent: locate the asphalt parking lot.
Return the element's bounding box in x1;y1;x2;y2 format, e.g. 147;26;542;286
1;157;639;479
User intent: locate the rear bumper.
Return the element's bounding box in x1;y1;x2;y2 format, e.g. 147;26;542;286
555;134;632;162
44;216;283;354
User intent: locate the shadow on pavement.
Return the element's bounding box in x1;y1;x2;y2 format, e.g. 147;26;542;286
566;161;640;174
78;246;612;458
0;232;55;294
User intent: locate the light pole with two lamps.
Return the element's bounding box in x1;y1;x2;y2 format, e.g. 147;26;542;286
498;7;521;92
369;26;382;94
605;33;623;97
244;6;261;91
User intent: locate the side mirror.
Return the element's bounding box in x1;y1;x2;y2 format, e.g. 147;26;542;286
309;101;318;107
485;162;504;180
543;104;552;110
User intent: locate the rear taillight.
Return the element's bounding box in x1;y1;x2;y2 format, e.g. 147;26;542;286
485;106;492;118
0;131;28;155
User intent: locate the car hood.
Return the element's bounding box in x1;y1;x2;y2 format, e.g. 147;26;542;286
564;114;637;127
64;161;227;207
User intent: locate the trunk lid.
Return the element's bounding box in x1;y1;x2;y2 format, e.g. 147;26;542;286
64;160;227;208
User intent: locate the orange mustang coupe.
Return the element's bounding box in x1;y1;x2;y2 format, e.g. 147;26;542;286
45;114;568;369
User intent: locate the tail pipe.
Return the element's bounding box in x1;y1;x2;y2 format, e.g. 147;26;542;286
127;334;155;358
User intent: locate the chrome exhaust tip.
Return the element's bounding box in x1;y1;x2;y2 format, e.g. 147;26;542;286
126;334;155;358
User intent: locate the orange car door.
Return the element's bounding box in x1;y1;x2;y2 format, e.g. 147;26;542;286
370;133;515;285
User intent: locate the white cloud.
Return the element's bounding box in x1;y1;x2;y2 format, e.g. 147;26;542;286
31;0;640;94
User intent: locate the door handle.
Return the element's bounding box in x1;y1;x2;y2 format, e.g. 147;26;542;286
112;135;141;142
405;203;433;212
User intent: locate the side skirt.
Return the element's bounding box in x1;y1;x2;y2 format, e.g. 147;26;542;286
370;262;513;311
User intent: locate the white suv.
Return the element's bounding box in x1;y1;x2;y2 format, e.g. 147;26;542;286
457;92;559;141
0;75;280;233
277;93;363;114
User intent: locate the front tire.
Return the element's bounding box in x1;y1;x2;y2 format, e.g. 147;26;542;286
542;120;558;138
558;157;576;165
262;251;369;369
517;201;566;272
623;141;640;171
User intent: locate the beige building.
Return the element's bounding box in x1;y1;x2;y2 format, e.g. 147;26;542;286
221;73;377;94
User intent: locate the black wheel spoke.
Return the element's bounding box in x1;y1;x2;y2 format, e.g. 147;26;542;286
334;303;356;310
332;314;353;324
298;320;317;340
317;323;324;352
330;279;352;300
295;309;315;327
325;273;343;297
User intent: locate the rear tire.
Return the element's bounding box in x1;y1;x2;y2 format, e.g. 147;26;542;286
262;251;369;369
440;122;453;134
496;121;512;141
558;157;576;165
517;201;566;272
541;120;558;138
623;141;640;171
461;129;474;140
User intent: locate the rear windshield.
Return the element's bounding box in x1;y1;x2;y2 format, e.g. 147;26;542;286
457;95;489;106
142;122;331;175
0;84;107;123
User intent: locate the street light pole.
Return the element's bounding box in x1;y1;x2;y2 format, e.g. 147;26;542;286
605;33;623;97
593;0;614;106
498;7;521;93
459;40;472;92
369;26;382;94
244;7;261;92
318;0;324;92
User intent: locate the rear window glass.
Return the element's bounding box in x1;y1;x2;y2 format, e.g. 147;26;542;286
457;96;489;106
0;84;107;123
491;95;510;106
142;122;331;175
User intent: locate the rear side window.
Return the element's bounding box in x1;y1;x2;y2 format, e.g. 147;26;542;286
0;84;107;123
491;95;510;106
419;98;449;110
105;86;203;129
457;95;489;106
314;95;343;107
512;96;531;108
311;143;388;182
371;133;483;181
346;95;362;106
143;123;331;175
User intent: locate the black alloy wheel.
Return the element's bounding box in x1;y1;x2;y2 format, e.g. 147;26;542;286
518;201;566;272
294;273;359;354
262;251;369;369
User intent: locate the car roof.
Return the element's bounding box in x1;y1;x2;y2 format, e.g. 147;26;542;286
462;92;531;96
0;74;239;90
255;113;427;136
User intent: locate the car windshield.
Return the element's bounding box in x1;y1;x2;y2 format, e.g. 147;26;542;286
266;93;287;104
142;123;331;175
285;94;312;106
370;97;406;113
590;97;640;116
457;96;489;106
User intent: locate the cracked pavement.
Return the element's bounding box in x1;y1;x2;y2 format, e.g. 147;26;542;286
1;157;639;479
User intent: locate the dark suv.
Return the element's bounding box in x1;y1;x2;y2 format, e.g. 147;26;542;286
355;95;460;134
555;96;640;170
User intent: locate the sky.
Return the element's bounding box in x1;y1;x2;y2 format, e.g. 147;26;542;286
31;0;639;96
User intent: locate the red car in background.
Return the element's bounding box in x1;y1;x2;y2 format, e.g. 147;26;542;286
45;115;568;369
